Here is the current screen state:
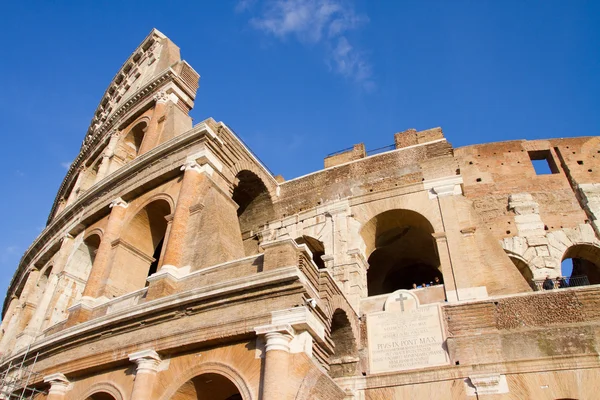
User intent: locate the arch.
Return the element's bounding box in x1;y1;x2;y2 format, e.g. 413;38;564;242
233;170;275;256
328;308;359;378
112;198;172;293
230;159;278;199
295;236;325;269
562;243;600;285
120;118;150;160
159;362;253;400
505;251;535;289
361;209;443;295
79;382;125;400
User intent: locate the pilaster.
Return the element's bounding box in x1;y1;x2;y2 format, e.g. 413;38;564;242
129;349;162;400
44;373;70;400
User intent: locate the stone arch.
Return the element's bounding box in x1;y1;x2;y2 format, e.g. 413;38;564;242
295;236;325;269
118;117;150;161
159;362;253;400
78;382;125;400
328;308;359;378
232;169;275;256
361;209;443;295
114;197;172;292
327;295;360;347
505;250;535;289
562;243;600;285
230;160;278;199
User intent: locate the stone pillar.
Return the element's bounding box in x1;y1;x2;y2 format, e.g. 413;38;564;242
43;373;70;400
161;161;205;269
139;92;169;155
129;350;162;400
96;131;121;181
255;324;295;400
82;198;129;299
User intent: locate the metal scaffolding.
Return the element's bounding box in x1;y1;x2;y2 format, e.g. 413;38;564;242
0;345;46;400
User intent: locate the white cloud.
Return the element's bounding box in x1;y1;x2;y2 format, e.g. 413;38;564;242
235;0;257;13
240;0;373;88
60;161;71;170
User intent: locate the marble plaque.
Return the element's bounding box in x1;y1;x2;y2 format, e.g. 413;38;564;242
367;290;449;373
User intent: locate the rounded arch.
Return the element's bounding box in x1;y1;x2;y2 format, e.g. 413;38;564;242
79;382;125;400
233;169;275;256
120;117;151;159
562;243;600;285
362;209;443;295
84;228;104;242
505;250;534;289
159;362;253;400
294;236;325;269
112;197;172;293
230;160;278;199
328;308;359;378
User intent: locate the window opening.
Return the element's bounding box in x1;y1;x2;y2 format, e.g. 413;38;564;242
528;150;559;175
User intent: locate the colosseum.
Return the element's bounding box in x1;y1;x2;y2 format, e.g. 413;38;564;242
1;28;600;400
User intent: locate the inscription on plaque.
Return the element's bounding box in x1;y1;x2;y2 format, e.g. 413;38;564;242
367;290;449;373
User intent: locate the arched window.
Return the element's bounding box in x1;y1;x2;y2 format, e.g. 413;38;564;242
171;373;242;400
329;309;358;378
362;209;443;295
506;252;534;289
232;170;274;256
295;236;326;269
112;199;170;294
561;244;600;286
85;393;118;400
121;121;148;161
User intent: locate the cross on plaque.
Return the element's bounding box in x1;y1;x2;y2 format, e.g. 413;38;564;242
395;293;409;312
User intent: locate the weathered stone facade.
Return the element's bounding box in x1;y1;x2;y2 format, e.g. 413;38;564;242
2;29;600;399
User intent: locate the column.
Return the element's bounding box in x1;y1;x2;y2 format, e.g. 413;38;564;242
160;161;205;268
43;373;70;400
82;198;129;299
255;324;295;400
129;350;162;400
138;91;169;155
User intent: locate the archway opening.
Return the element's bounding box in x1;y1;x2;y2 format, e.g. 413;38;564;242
84;234;101;267
85;392;118;400
170;373;242;400
295;236;325;269
507;253;534;289
362;209;443;295
117;199;171;292
121;121;148;161
232;170;274;256
561;244;600;285
329;309;358;378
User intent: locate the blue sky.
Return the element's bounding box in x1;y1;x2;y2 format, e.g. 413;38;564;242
0;1;598;299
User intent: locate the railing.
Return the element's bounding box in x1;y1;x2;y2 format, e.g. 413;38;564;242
532;275;590;291
326;146;354;157
366;144;395;156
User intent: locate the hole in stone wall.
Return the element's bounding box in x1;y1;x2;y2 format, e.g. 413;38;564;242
577;160;584;165
528;150;559;175
476;178;482;182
